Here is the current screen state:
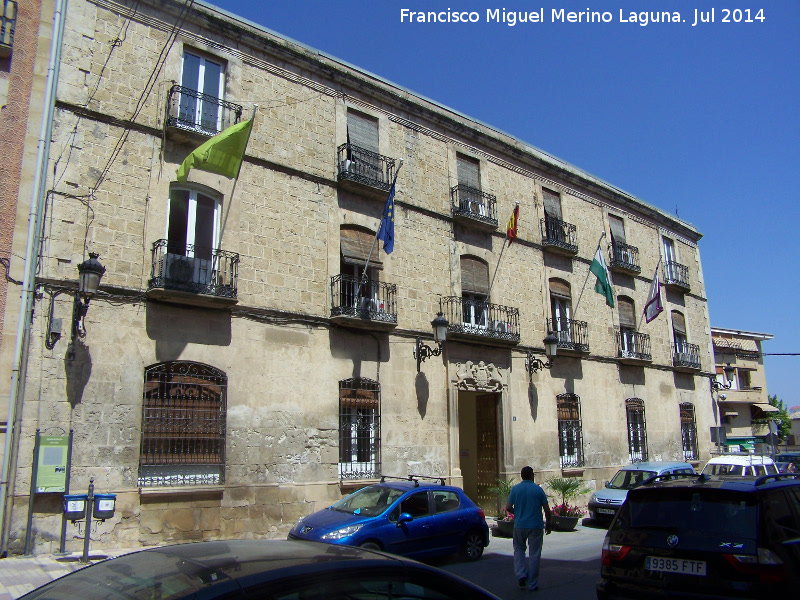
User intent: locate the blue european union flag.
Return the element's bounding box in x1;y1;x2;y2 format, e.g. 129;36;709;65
376;183;395;254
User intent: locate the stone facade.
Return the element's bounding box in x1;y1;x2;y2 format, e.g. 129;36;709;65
1;0;718;555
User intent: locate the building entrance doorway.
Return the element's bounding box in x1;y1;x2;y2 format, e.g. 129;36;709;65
458;392;500;515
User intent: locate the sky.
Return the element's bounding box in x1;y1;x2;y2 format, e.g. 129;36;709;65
205;0;799;407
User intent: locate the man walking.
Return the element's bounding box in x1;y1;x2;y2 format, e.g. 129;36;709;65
505;466;551;591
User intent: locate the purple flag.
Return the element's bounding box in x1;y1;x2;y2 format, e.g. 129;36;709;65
643;267;663;323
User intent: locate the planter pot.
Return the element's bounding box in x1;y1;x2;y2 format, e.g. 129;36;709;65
494;519;514;537
550;515;579;531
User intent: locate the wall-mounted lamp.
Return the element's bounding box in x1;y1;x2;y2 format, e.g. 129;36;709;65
414;312;449;372
710;363;736;391
72;252;106;338
526;332;559;381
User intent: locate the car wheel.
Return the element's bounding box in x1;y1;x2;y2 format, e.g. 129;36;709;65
359;541;382;551
460;530;484;561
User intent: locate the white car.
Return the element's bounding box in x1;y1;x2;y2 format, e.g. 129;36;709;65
701;454;778;477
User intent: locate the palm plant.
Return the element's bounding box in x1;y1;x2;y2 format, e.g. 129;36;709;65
545;476;590;517
486;477;516;518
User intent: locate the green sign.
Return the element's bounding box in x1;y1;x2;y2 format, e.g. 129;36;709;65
35;436;69;493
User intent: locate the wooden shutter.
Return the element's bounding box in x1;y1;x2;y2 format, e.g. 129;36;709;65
672;311;686;335
549;278;571;299
457;155;481;190
542;188;562;219
347;111;379;153
461;256;489;295
618;297;636;328
341;227;382;269
609;215;626;244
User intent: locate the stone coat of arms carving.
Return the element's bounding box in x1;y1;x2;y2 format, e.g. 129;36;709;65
453;361;505;392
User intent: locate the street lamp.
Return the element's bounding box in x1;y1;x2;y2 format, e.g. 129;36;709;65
414;312;449;372
73;253;106;338
526;332;559;381
710;363;736;454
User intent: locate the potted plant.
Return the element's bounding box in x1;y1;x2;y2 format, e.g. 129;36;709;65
487;477;516;537
545;476;590;531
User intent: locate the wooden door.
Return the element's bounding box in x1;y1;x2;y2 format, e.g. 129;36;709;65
475;394;499;513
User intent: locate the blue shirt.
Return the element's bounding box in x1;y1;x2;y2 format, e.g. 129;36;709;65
506;480;549;529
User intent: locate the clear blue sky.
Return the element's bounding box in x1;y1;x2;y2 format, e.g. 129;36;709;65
206;0;799;408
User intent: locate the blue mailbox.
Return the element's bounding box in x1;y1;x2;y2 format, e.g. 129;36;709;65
64;494;88;521
93;493;116;520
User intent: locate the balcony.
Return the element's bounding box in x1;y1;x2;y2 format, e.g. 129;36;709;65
663;260;690;292
616;329;652;365
147;240;239;308
165;84;244;143
330;274;397;331
608;242;641;275
540;216;578;256
0;1;16;58
673;342;701;372
450;185;498;231
337;143;397;199
440;296;520;345
547;318;589;355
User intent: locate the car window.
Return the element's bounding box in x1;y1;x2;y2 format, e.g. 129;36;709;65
400;491;431;518
705;463;744;476
609;470;656;489
331;485;406;516
433;491;461;513
761;490;800;547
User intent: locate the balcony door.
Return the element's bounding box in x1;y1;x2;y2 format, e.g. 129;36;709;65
180;51;223;133
662;236;677;279
460;256;489;330
167;188;219;285
549;279;572;343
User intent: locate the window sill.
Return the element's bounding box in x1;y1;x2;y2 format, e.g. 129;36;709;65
561;468;584;477
139;485;224;498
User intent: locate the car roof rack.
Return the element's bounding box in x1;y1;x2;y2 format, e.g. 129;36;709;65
755;473;800;486
379;475;446;487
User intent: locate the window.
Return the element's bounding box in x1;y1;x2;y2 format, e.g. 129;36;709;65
434;491;461;513
397;490;431;519
549;279;572;343
557;393;584;468
672;310;688;352
457;154;481;190
460;256;489;329
347;110;379;153
339;378;381;480
738;369;752;390
339;226;383;312
679;402;698;461
0;1;17;57
344;110;383;184
139;362;227;487
609;215;626;246
618;296;637;354
179;50;224;133
542;188;562;220
625;398;648;463
163;187;220;286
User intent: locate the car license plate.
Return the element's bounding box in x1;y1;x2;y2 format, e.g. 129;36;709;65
597;508;616;515
645;556;706;576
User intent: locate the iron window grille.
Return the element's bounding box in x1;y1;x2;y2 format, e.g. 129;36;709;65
680;402;699;461
547;317;589;353
557;393;585;468
149;239;239;298
339;378;381;480
663;260;690;290
139;362;227;487
540;215;578;254
439;296;520;342
617;328;652;361
337;143;396;191
673;341;701;370
450;184;498;228
330;274;397;324
625;398;648;463
608;241;641;274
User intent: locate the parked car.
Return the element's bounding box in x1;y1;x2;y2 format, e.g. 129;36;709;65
776;452;800;470
588;461;695;523
20;539;501;600
288;476;490;561
597;473;800;599
776;461;797;474
701;454;778;477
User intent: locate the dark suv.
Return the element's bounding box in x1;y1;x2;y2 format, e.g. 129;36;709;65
597;474;800;599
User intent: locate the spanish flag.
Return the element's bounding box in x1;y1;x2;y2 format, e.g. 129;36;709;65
506;202;519;244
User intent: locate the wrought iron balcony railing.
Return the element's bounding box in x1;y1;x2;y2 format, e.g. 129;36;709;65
450;184;498;229
547;318;589;353
616;329;652;362
337;143;397;193
440;296;520;343
673;342;701;371
148;240;239;299
330;274;397;324
0;1;16;57
608;242;641;274
165;84;243;137
540;215;578;254
663;260;690;291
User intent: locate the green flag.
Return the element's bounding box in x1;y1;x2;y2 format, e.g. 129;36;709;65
176;118;253;183
590;247;615;307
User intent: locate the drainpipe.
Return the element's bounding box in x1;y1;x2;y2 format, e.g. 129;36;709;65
0;0;68;556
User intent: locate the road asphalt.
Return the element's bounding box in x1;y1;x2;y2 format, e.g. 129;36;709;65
0;523;608;600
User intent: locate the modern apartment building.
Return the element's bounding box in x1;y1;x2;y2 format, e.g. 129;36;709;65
0;0;717;554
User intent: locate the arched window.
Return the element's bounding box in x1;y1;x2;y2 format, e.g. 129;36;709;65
339;378;381;480
679;402;698;461
139;361;227;487
460;256;489;329
557;393;584;468
625;398;648;463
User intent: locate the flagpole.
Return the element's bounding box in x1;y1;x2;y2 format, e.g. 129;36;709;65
488;201;519;298
227;104;258;205
358;158;403;295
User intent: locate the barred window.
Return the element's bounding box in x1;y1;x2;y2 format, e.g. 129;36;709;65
138;362;227;487
625;398;648;463
557;393;584;468
339;378;381;480
680;402;698;461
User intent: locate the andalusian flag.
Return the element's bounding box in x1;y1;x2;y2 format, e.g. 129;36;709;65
590;247;615;307
506;202;519;244
176;118;254;183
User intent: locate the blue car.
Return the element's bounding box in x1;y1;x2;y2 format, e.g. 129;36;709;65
288;476;490;561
